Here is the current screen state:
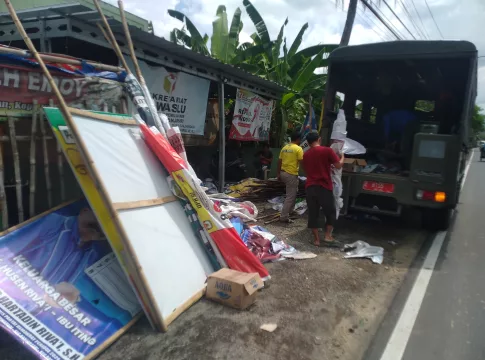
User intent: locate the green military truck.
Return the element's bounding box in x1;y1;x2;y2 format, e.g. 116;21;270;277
322;41;477;230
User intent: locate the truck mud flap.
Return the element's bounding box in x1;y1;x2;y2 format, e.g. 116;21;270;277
350;199;402;217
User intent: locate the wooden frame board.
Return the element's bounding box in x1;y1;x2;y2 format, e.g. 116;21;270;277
44;107;214;332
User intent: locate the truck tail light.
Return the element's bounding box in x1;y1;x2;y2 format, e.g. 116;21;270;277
416;190;446;202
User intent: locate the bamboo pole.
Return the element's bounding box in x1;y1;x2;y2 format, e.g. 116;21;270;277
0;45;124;73
3;0;164;331
29;100;38;217
0;135;53;142
8;117;23;223
118;0;143;84
40;101;52;208
92;0;130;71
0;127;7;230
51;99;66;202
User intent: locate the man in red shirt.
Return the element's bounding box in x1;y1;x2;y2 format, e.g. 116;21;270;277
302;131;344;247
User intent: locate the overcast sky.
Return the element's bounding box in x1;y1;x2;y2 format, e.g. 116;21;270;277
112;0;484;109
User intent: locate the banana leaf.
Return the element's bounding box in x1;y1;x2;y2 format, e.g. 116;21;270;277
288;23;309;59
243;0;271;47
168;10;210;56
211;6;229;61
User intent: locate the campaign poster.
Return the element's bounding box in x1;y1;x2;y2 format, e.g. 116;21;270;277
0;64;123;119
124;57;210;135
45;107;156;328
0;200;141;360
229;88;274;142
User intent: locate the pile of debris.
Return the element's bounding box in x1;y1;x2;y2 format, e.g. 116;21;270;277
225;178;306;201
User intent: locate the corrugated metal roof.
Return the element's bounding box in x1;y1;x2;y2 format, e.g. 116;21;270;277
117;26;288;96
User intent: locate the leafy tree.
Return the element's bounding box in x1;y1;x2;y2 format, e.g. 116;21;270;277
472;104;485;136
168;1;338;144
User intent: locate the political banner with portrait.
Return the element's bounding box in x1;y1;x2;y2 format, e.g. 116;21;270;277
0;200;141;360
229;89;274;142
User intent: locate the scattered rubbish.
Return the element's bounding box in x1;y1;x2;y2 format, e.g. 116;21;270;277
343;241;384;264
388;240;397;246
282;251;317;260
206;269;263;309
260;323;278;332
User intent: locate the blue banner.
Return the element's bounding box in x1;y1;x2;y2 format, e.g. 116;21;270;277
300;105;317;140
0;200;140;360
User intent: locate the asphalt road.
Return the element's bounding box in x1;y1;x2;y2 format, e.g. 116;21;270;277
367;150;485;360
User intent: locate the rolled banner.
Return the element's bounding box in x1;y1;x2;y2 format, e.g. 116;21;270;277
140;124;270;280
125;73;165;135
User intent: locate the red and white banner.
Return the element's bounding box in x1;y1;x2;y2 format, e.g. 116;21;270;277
229;89;273;141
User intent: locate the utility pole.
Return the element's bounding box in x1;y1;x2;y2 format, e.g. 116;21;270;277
339;0;358;46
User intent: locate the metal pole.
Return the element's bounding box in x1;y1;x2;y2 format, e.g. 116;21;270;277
218;81;225;192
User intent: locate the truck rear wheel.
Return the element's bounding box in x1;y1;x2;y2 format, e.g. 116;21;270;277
423;208;452;231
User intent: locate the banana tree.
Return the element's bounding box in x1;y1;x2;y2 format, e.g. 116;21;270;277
168;6;267;67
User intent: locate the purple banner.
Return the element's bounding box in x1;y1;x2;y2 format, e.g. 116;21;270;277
0;200;141;360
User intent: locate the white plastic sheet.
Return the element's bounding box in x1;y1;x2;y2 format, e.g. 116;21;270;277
71;114;214;325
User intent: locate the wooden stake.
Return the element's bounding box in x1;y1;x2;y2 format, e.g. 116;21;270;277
51;99;65;202
29;100;38;217
92;0;130;71
2;0;164;331
8;117;23;223
39;104;52;208
0;127;7;230
118;0;144;84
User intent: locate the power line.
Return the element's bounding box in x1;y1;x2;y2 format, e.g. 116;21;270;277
360;0;402;40
424;0;444;39
382;0;416;40
398;0;427;39
371;1;409;40
357;8;394;41
407;0;431;39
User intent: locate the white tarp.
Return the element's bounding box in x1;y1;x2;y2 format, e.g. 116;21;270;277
70;112;214;325
125;57;210;135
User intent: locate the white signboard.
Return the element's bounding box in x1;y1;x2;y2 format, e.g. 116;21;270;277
125;57;210;135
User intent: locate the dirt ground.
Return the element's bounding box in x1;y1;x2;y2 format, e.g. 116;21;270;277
0;211;428;360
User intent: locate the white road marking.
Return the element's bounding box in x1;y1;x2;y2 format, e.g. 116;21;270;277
379;150;474;360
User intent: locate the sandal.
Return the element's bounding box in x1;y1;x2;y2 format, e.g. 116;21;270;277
322;239;342;248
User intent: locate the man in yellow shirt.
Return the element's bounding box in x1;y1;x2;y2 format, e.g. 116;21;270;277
277;131;303;223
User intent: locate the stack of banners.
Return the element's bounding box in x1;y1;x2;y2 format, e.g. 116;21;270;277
330;110;348;219
123;56;210;135
140;124;270;280
229;88;274;142
0;200;141;360
124;73;199;182
44;108;214;331
166;176;222;271
0;61;123;118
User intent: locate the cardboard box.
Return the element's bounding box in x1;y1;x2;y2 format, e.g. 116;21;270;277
206;268;264;309
343;158;367;173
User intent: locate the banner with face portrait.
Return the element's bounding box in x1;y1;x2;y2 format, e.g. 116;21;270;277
0;200;141;360
229;89;273;142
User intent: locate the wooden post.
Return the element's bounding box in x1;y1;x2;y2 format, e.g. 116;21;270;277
92;0;130;71
8;117;23;223
0;127;7;230
118;0;144;84
39;105;52;208
50;99;66;202
29;100;38;216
